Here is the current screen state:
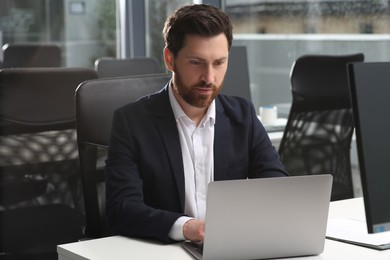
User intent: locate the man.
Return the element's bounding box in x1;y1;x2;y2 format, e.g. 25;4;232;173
105;4;288;244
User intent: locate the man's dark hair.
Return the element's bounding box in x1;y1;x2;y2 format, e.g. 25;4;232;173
163;4;233;56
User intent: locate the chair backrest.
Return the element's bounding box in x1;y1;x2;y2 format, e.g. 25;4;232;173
222;46;252;101
0;67;98;191
2;43;62;68
76;73;171;238
0;67;98;256
94;57;164;78
0;68;98;133
278;53;364;201
0;67;98;201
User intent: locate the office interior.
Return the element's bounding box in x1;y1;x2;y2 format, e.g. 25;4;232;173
1;0;390;259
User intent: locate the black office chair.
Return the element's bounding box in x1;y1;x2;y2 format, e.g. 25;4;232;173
94;57;164;78
75;73;171;238
2;43;62;68
0;67;98;259
278;53;364;201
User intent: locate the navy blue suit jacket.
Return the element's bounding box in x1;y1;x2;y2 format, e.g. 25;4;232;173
105;84;288;242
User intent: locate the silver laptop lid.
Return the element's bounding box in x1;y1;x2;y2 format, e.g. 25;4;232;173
202;174;332;260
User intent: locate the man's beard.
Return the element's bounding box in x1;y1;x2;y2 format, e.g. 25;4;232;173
173;68;222;108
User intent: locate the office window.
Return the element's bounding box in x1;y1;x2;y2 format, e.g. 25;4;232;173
0;0;117;68
145;0;191;66
1;0;390;111
225;0;390;115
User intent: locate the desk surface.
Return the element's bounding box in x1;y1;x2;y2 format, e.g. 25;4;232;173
58;198;390;260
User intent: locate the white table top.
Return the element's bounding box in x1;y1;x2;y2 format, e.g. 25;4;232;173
58;197;390;260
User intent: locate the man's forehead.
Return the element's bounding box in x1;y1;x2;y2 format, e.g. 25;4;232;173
179;34;229;58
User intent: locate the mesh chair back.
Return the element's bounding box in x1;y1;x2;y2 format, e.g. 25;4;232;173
76;73;171;238
278;53;364;201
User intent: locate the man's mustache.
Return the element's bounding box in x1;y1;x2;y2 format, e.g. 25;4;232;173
193;82;216;89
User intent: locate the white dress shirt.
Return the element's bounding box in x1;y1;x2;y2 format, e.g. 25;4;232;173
167;83;215;240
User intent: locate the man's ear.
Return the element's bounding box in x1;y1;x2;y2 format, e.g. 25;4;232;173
163;47;174;71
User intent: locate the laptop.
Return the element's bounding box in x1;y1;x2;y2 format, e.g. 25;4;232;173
182;174;333;260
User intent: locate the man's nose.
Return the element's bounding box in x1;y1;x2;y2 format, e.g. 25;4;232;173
200;64;215;85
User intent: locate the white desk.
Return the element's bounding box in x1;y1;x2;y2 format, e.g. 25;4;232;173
58;198;390;260
268;130;284;149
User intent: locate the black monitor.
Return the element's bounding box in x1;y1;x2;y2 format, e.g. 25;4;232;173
222;46;252;101
348;61;390;233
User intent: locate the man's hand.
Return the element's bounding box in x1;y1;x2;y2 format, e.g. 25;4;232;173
183;219;205;242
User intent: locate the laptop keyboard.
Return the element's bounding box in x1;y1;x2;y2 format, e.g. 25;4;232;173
181;241;204;259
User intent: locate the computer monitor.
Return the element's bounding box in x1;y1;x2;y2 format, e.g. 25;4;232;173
222;46;252;101
348;61;390;233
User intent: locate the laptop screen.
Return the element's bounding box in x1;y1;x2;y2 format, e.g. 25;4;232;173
185;175;332;260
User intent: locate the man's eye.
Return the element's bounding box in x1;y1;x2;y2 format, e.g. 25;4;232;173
190;60;201;65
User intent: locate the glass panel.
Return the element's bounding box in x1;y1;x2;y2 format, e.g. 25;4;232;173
0;0;117;68
225;0;390;116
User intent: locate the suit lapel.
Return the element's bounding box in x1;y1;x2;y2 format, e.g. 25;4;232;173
214;98;231;181
152;86;185;211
